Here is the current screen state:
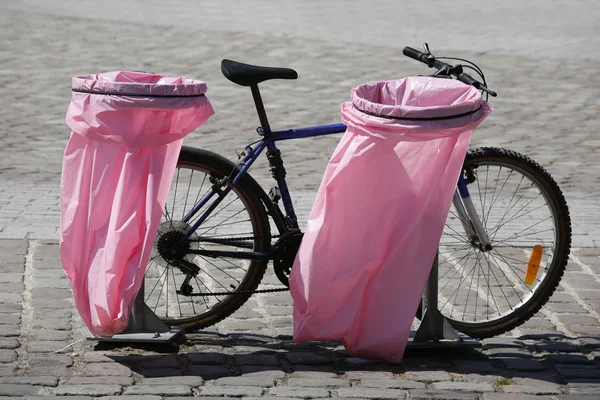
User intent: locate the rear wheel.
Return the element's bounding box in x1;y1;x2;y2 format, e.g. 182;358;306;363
437;147;571;338
144;147;271;330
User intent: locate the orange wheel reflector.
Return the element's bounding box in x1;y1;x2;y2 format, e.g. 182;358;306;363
525;245;543;286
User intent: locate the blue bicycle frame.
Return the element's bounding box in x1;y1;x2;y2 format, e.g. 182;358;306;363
175;122;475;261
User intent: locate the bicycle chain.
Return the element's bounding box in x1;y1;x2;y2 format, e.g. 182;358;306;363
185;233;289;296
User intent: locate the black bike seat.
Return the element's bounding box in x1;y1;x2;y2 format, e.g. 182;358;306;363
221;59;298;87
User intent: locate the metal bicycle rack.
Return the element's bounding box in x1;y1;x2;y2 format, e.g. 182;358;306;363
93;251;478;349
91;281;183;344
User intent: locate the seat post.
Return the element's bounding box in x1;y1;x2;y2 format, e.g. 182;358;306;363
250;84;271;134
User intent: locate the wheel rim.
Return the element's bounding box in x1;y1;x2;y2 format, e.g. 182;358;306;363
438;159;561;327
144;162;265;325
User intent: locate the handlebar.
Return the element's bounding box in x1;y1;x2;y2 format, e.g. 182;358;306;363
402;46;497;97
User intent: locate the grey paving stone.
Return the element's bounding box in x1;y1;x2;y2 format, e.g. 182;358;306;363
535;341;579;352
0;315;20;325
240;370;287;379
186;352;228;365
404;371;452;383
0;326;19;337
0;365;15;377
53;384;122;396
30;287;71;300
82;362;133;377
186;365;232;379
123;385;192;396
345;371;395;380
555;366;600;379
544;353;590;364
101;397;162;400
66;376;135;386
359;378;425;389
30;299;71;309
141;376;203;386
0;384;41;396
430;381;495;392
27;329;71;342
289;371;338;379
0;350;16;363
0;293;22;304
267;386;330;398
200;385;264;397
125;355;180;369
234;353;280;366
336;387;408;399
454;360;498;373
499;384;561;395
284;352;331;365
502;359;546;371
577;337;600;349
0;274;22;284
409;390;479;400
567;385;600;395
26;341;71;353
485;347;532;358
285;377;353;389
483;394;555;400
0;339;18;350
0;376;58;386
214;376;275;387
136;368;184;378
546;303;589;314
30;319;71;331
0;305;21;314
27;366;70;377
27;353;72;367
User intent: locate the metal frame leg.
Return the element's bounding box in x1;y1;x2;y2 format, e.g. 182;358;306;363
409;251;480;348
91;279;184;344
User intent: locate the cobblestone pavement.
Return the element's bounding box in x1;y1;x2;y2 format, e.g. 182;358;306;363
1;1;600;399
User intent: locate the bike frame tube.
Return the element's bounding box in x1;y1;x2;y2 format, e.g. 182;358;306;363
178;124;346;245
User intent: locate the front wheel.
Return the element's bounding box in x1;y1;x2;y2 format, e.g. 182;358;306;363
143;147;271;330
437;147;571;339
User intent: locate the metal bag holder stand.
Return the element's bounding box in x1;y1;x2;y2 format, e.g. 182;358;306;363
408;252;481;349
90;281;184;344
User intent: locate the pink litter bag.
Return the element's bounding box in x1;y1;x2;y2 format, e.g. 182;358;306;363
290;76;491;363
60;71;214;337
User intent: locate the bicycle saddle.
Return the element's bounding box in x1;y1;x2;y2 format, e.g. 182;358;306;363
221;59;298;87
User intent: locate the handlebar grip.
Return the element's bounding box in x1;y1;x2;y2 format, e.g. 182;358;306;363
402;47;426;62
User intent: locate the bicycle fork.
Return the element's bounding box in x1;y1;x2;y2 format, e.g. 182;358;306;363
454;171;492;251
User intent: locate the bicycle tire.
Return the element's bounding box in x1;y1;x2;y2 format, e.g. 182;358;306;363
437;147;571;339
144;146;271;330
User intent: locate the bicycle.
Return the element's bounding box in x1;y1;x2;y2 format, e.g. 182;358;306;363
143;44;571;339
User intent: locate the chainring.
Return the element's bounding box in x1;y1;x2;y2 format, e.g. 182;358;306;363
272;230;304;287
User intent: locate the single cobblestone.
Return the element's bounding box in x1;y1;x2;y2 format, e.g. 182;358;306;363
0;384;42;396
200;385;264;397
186;352;228;365
286;377;352;388
430;381;495;392
404;371;452;383
267;386;330;398
336;387;408;399
409;389;479;399
66;376;135;386
123;384;192;396
0;376;58;386
53;384;123;396
359;378;426;389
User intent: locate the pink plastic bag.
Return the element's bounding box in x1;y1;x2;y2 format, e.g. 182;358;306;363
290;77;491;363
60;71;214;337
